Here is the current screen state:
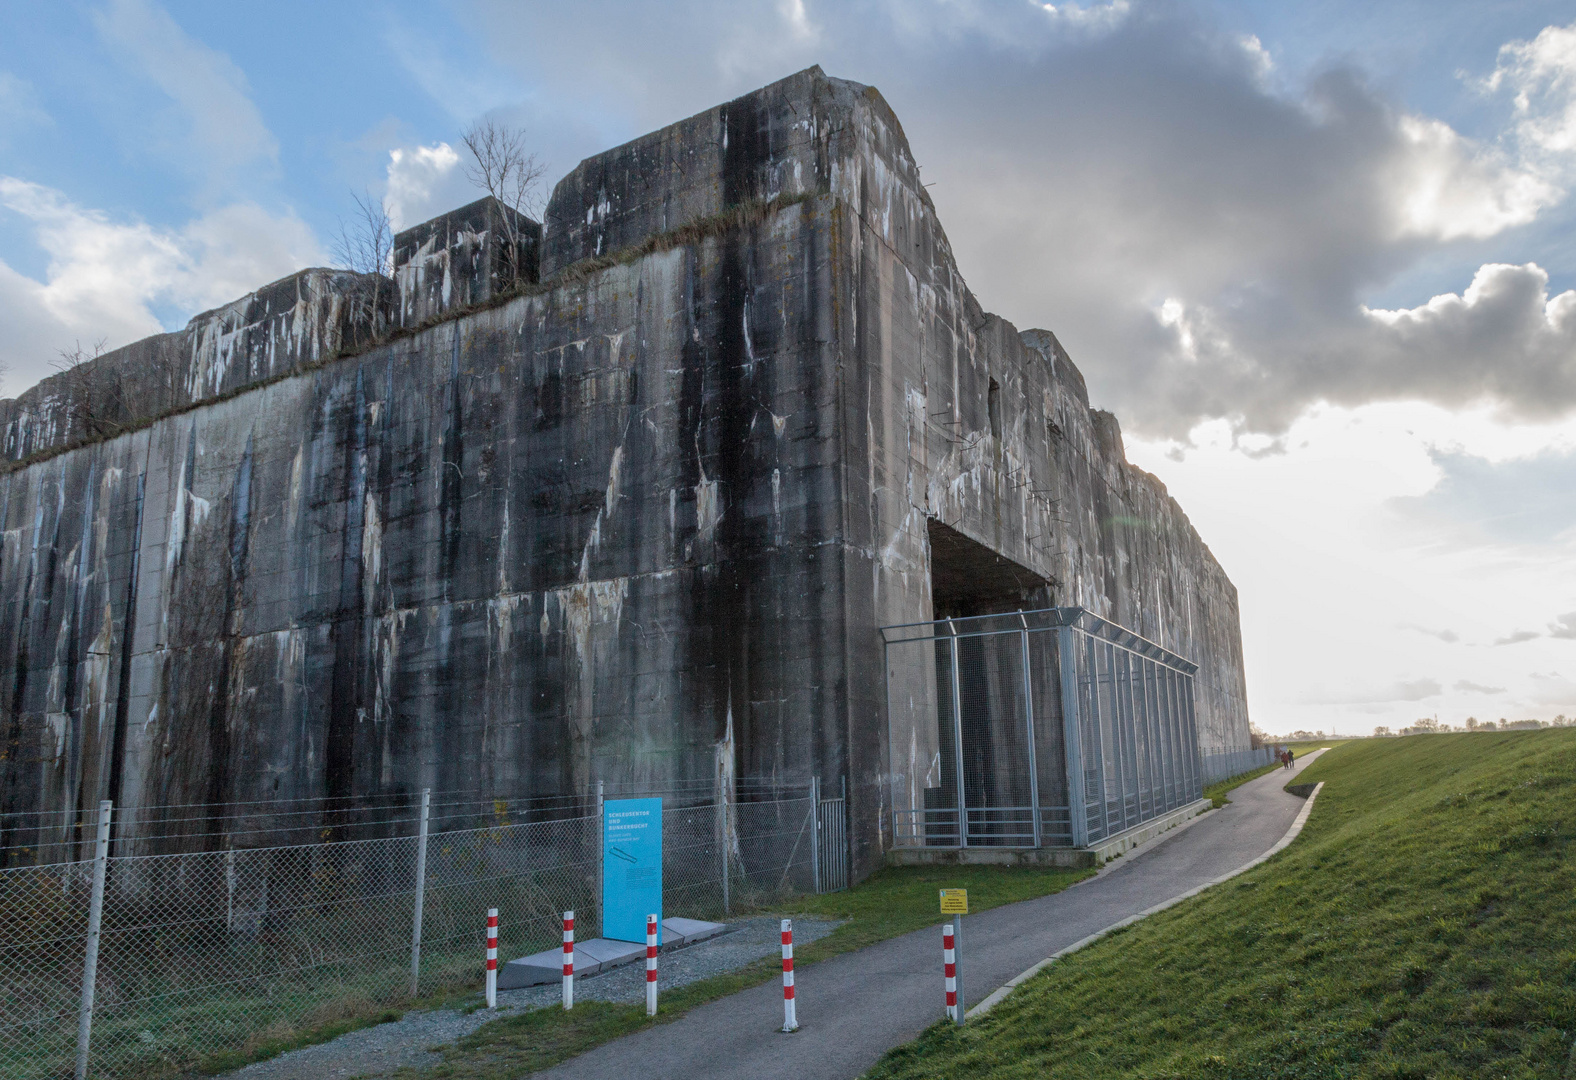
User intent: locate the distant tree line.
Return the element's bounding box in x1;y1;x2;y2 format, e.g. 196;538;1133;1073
1256;715;1575;741
1371;715;1573;737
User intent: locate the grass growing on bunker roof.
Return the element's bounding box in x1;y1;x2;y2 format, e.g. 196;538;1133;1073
0;190;820;479
864;731;1576;1080
390;862;1093;1080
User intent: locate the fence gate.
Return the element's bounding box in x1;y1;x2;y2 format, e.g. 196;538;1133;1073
814;779;848;893
883;607;1205;852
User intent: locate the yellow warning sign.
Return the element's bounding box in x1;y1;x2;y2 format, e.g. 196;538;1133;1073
939;889;969;914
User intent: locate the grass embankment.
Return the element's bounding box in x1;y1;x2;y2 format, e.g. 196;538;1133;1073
866;731;1576;1080
397;863;1093;1079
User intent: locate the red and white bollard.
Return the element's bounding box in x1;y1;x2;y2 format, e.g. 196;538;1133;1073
645;913;659;1017
484;908;498;1009
780;918;798;1032
562;910;575;1010
942;923;957;1022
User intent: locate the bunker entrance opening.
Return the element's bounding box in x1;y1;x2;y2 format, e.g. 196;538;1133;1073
882;606;1204;851
927;519;1048;618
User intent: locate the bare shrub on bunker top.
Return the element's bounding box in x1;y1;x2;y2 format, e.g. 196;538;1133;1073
332;190;395;344
461;120;547;286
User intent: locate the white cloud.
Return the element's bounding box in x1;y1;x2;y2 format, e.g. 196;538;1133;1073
1387;114;1557;241
1039;2;1131;33
0;177;320;395
1487;21;1576;164
779;0;817;40
92;0;277;194
1549;613;1576;639
1386;441;1576;548
716;0;824;83
383;144;466;232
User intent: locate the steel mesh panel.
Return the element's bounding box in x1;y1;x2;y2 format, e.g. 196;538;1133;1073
932;637;962;846
1025;628;1070;845
884;633;944;849
730;797;817;902
662;801;725;920
0;860;89;1080
955;631;1033;845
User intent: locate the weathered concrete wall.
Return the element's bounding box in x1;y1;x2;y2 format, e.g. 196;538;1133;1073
394;196;542;327
0;67;1248;876
0;268;389;463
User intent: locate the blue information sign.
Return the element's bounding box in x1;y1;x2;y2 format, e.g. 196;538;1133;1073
602;798;662;944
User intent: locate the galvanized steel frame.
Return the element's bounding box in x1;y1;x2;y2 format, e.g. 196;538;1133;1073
881;606;1204;851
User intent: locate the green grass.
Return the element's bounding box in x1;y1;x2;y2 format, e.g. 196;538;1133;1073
1203;760;1283;808
863;730;1576;1080
398;862;1093;1079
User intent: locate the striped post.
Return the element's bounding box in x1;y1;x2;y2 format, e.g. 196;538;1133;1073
645;913;659;1016
562;911;575;1010
780;918;798;1032
943;923;957;1022
484;909;498;1009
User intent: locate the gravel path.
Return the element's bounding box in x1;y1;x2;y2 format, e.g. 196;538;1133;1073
222;916;842;1080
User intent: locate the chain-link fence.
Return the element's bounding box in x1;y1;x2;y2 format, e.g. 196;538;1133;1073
883;606;1210;852
2;781;845;1080
1199;747;1279;786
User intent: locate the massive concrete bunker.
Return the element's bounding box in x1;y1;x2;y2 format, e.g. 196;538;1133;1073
0;67;1250;878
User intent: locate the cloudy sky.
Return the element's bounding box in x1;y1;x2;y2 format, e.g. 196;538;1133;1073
2;0;1575;734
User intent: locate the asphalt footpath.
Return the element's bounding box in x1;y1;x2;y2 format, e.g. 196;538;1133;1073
540;751;1328;1080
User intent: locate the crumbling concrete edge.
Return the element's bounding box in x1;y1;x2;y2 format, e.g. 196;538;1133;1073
966;768;1327;1020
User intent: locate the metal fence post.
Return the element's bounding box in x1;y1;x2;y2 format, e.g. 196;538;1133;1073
949;626;968;848
714;753;730;916
810;776;821;894
842;775;849;890
595;781;605;934
410;788;430;997
74;800;112;1080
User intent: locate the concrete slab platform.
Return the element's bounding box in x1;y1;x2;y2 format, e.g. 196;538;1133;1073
496;922;727;989
661;917;725;947
578;938;646;967
498;945;600;990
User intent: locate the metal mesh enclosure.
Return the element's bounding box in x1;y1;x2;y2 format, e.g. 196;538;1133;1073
884;606;1211;851
1200;747;1278;785
1;783;846;1080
